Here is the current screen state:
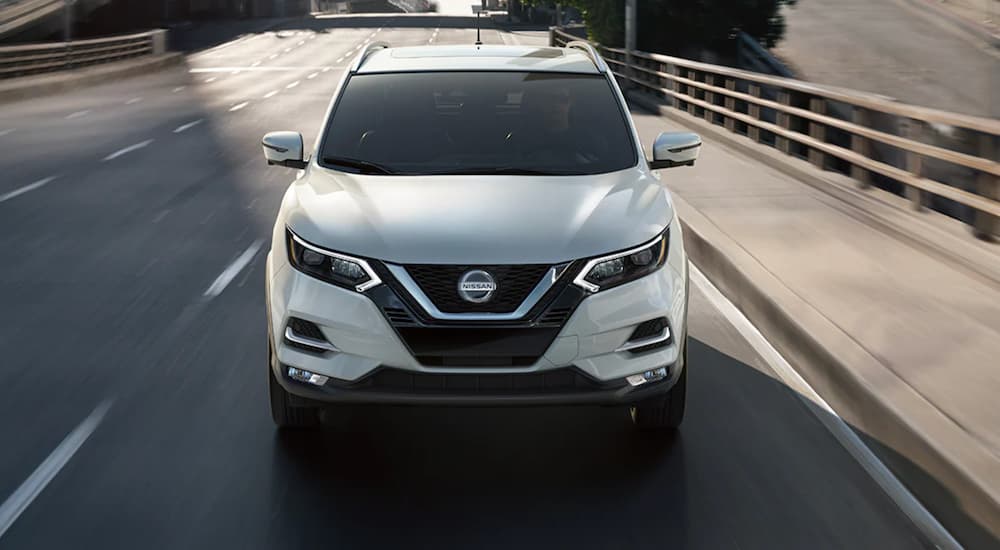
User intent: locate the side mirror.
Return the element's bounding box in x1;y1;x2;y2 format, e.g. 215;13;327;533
650;132;701;170
262;131;307;169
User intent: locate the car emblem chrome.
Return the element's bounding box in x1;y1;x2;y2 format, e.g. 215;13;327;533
458;270;497;303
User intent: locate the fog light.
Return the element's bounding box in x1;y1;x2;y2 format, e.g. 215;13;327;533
626;366;668;387
287;367;329;386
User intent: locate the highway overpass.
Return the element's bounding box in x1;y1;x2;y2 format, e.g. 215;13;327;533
0;14;997;549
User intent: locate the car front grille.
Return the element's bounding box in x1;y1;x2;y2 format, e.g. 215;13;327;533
404;264;551;313
340;367;612;395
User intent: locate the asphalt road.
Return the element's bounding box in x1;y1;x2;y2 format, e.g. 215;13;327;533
0;15;935;549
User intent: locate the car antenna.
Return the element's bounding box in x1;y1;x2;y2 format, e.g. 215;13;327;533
475;11;483;46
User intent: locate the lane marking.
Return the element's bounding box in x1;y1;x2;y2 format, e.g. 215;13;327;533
251;61;261;67
298;40;306;46
269;54;278;59
173;119;203;133
232;70;242;75
286;81;300;89
0;400;112;540
189;66;328;73
263;90;279;99
102;139;153;162
322;66;331;72
204;76;217;83
152;209;170;223
0;176;56;204
0;129;15;137
307;72;318;79
204;240;263;298
125;97;142;105
284;47;292;53
690;264;961;550
65;110;91;120
229;101;249;112
172;86;185;93
336;56;345;63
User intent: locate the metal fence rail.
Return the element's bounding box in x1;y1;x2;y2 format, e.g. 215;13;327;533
551;28;1000;239
0;29;166;79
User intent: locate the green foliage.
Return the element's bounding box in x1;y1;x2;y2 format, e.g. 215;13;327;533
550;0;797;53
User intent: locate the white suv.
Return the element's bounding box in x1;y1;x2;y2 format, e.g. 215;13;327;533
262;42;701;432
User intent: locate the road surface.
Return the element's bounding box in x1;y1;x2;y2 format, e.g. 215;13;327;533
0;15;936;549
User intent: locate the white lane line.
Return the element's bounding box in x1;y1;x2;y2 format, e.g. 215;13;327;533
307;72;318;79
251;61;261;67
125;97;142;105
690;265;961;550
102;139;153;162
285;81;300;89
284;47;292;53
229;101;249;112
232;70;242;75
0;129;15;137
269;54;278;59
335;56;344;63
152;209;170;223
204;240;263;298
263;90;279;99
0;400;112;540
322;66;331;72
205;76;217;83
298;40;306;46
0;176;56;205
173;119;203;133
172;86;185;93
65;110;91;120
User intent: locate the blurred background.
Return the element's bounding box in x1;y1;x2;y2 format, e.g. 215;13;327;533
0;0;997;549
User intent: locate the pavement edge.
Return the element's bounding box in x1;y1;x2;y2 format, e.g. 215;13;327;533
628;94;1000;544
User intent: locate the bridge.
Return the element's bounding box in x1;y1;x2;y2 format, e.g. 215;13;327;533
0;12;997;549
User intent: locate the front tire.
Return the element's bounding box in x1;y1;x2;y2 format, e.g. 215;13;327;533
268;341;320;429
630;340;687;431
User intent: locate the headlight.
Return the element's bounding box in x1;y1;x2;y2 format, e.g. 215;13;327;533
286;229;382;292
573;230;668;292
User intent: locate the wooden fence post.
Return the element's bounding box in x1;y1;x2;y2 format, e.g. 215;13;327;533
973;133;999;240
808;97;827;169
777;91;791;153
903;119;926;210
724;79;736;132
851;107;872;187
748;85;761;142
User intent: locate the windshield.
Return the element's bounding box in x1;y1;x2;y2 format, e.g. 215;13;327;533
318;71;638;175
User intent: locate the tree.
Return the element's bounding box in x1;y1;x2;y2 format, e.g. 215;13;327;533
550;0;797;56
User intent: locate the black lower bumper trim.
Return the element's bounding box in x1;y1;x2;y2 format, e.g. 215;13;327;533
274;364;680;407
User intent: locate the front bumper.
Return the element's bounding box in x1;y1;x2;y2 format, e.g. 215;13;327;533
266;225;689;406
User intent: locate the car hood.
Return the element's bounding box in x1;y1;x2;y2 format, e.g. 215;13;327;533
284;166;673;264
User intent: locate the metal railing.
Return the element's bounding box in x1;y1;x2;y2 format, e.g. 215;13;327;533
551;28;1000;239
0;29;166;79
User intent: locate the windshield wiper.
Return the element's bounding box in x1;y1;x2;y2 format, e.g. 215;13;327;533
427;167;569;176
321;156;395;175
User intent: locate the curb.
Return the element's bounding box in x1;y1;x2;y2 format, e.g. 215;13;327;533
0;53;184;105
627;93;1000;545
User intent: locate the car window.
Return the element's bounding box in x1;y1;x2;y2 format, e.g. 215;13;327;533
319;71;637;175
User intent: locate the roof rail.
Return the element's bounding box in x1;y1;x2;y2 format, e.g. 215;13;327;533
565;40;608;73
350;41;391;73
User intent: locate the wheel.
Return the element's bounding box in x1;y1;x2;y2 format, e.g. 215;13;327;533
630;339;687;431
268;340;320;429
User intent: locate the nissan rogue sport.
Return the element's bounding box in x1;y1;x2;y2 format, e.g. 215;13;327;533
262;41;702;433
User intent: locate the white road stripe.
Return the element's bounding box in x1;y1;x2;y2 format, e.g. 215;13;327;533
102;140;153;162
204;240;263;298
0;400;112;540
298;40;306;46
307;72;318;79
190;66;328;73
232;70;242;75
251;61;261;67
125;97;142;105
263;90;279;99
65;110;91;119
229;101;249;112
0;176;56;204
269;54;278;59
284;47;292;53
152;209;170;223
322;67;331;72
0;129;15;137
205;76;217;83
172;86;185;93
173;119;203;133
286;81;300;89
689;265;961;550
336;56;344;63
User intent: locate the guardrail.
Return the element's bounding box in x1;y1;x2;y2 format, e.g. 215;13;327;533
551;28;1000;239
0;29;166;80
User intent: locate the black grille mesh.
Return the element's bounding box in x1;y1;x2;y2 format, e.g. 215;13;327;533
348;368;607;395
405;264;550;313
